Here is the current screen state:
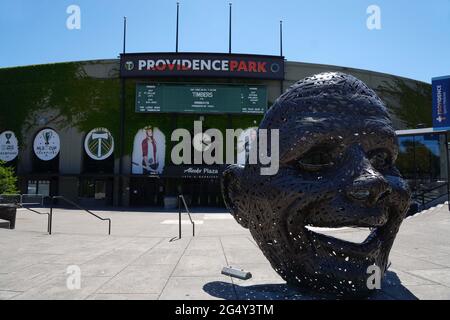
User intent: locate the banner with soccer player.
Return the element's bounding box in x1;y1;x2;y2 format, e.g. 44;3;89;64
131;126;166;175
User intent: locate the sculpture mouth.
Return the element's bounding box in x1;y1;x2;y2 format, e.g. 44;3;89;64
300;221;386;257
285;202;391;257
305;226;374;244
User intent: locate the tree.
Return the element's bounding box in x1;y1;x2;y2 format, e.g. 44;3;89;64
0;161;19;194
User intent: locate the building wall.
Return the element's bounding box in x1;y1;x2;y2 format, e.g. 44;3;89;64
0;58;432;204
285;61;432;130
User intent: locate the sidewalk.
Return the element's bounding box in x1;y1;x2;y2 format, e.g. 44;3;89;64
1;204;450;300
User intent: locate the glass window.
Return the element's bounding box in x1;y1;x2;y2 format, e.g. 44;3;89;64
94;181;106;200
397;136;415;180
27;181;37;195
79;179;95;198
414;135;439;182
38;181;50;197
397;132;448;203
80;179;106;200
27;180;51;196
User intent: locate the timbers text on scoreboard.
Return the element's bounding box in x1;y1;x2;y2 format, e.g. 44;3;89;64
120;53;285;80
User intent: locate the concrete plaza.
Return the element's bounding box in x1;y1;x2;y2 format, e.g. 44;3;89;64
1;203;450;300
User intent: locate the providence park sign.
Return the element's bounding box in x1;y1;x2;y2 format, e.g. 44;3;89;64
120;52;285;80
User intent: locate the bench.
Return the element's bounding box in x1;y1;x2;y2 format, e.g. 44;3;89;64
0;204;18;229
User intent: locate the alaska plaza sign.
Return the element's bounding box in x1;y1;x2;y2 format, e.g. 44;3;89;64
120;53;285;80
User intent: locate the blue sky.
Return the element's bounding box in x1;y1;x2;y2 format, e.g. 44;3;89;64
0;0;449;83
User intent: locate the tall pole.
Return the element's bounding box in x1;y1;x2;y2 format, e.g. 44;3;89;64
280;20;283;57
228;3;232;54
119;16;127;207
279;20;284;96
123;16;127;54
176;2;180;52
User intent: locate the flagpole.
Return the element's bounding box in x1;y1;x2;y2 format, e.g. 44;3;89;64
123;16;127;54
280;20;283;57
176;2;180;53
229;3;232;54
279;20;284;96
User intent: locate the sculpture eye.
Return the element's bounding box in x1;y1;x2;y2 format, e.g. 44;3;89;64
368;149;392;170
297;146;335;172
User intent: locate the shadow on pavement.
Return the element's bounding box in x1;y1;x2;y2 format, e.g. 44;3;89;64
203;271;418;300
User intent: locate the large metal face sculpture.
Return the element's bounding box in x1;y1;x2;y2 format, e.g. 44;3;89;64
222;72;411;297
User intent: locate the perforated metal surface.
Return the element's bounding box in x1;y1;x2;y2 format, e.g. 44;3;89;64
222;72;411;297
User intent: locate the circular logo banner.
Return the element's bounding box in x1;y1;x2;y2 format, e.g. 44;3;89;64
84;128;114;161
0;131;19;162
34;128;60;161
125;61;134;71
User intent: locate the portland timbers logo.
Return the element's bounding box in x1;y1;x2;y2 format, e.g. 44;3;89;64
84;128;114;161
125;61;134;71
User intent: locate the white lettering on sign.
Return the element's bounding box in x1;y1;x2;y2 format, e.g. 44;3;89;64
135;59;269;73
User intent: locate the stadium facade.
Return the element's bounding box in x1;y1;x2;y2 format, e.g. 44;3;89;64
0;53;434;208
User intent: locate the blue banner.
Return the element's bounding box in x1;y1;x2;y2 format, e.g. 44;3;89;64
432;76;450;129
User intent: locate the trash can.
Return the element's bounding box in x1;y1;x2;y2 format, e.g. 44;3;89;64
0;204;18;229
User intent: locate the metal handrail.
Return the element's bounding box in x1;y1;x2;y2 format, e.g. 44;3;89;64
19;206;51;234
413;182;449;208
0;194;50;233
48;196;111;235
178;195;195;239
414;182;448;193
0;194;44;206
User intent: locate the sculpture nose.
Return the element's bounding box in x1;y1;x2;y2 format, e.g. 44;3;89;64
346;168;392;206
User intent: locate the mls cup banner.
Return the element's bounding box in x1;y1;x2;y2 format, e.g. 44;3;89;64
0;131;19;162
84;128;115;161
132;126;166;175
33;128;60;161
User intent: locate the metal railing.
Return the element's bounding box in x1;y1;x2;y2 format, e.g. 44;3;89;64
178;195;195;239
1;193;50;233
22;206;51;233
49;196;111;235
0;194;44;206
413;182;449;209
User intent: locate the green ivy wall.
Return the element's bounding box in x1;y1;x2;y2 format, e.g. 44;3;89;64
0;60;432;167
0;61;263;164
